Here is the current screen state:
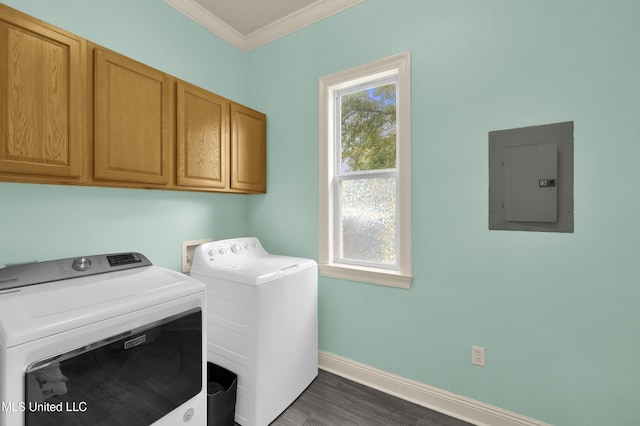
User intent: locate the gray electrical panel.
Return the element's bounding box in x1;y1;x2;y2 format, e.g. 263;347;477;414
489;121;574;233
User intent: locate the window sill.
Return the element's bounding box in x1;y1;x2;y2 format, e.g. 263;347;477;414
319;263;412;289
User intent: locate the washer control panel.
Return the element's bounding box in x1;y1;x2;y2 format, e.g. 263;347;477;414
197;237;267;266
0;252;151;291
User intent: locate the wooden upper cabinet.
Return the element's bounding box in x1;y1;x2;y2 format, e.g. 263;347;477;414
176;81;229;189
0;5;86;181
0;5;266;194
93;47;171;185
230;103;266;193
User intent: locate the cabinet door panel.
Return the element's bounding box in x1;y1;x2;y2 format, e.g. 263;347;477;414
177;82;229;189
94;48;170;184
0;10;85;179
230;103;266;193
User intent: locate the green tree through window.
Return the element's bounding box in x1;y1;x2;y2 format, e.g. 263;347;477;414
340;83;397;172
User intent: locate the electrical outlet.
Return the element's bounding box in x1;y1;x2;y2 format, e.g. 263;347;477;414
472;345;485;367
181;239;213;273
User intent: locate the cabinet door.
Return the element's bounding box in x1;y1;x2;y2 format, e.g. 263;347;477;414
176;81;229;189
93;48;170;185
230;103;266;193
0;6;85;180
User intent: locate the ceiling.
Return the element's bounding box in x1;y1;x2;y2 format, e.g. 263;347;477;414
164;0;364;52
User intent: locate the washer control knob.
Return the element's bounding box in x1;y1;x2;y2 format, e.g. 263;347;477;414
253;242;259;249
245;244;252;250
231;244;242;253
72;257;92;271
219;248;227;255
208;250;216;257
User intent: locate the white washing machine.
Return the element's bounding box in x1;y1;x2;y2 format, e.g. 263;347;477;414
191;237;318;426
0;253;207;426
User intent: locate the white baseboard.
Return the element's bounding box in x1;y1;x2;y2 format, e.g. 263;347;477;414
318;351;551;426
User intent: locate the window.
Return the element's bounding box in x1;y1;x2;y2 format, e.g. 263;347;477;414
319;52;412;288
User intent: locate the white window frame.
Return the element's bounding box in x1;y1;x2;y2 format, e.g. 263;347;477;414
319;52;412;288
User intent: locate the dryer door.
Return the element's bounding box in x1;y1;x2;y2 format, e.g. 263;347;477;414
24;308;202;426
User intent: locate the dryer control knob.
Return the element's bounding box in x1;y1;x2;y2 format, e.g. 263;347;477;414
208;250;216;257
231;244;242;253
72;257;92;271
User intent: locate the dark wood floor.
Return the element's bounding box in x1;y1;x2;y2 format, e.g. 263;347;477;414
265;370;475;426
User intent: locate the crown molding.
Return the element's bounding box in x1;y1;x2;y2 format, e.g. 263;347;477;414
165;0;364;52
245;0;364;51
164;0;247;50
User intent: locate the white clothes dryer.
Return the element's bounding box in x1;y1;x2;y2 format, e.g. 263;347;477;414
191;237;318;426
0;253;207;426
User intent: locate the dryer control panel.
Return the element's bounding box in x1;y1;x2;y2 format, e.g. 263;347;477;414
0;252;152;291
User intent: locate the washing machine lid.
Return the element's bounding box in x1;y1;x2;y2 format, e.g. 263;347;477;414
0;265;205;348
193;255;317;285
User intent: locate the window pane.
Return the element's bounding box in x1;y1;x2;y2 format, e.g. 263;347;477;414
340;83;396;173
339;177;397;266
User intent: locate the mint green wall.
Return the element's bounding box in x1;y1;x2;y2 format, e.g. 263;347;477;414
0;183;245;269
246;1;640;425
0;0;249;270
